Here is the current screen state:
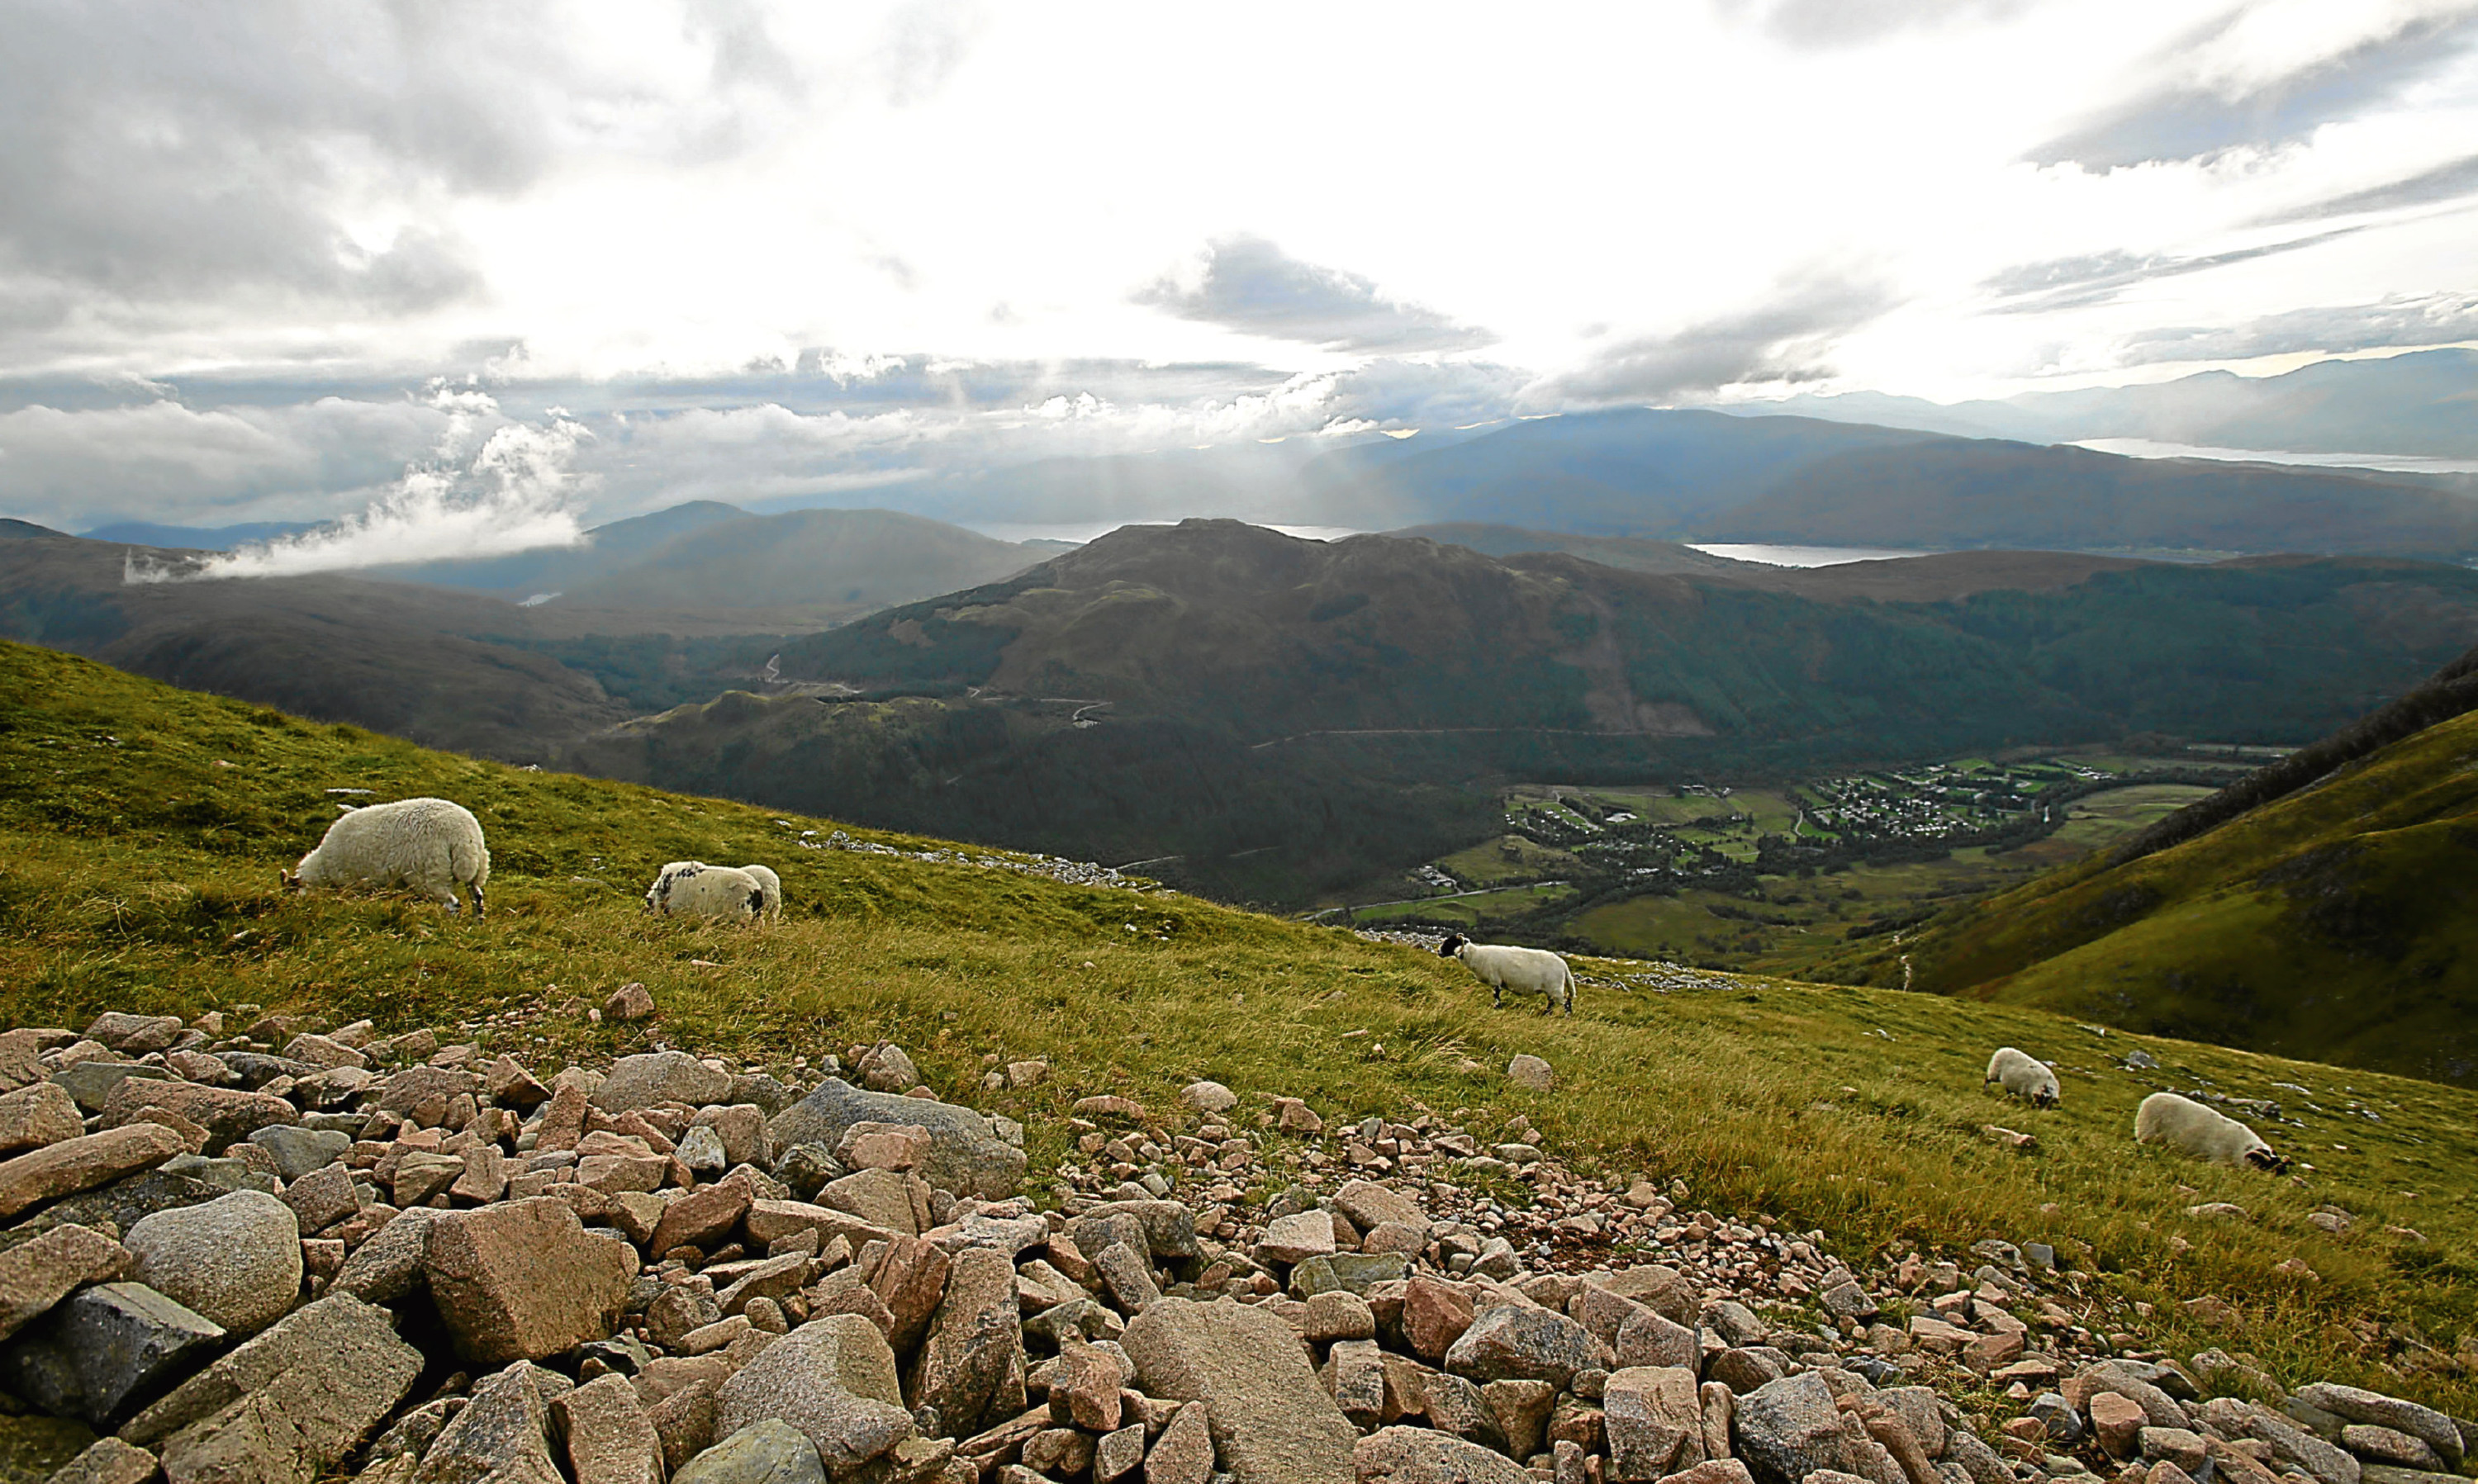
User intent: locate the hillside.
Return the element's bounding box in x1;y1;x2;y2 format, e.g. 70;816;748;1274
1387;522;1774;578
555;507;1039;612
4;637;2476;1420
1809;693;2478;1086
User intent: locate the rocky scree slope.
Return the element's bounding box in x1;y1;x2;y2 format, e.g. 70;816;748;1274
0;1004;2472;1484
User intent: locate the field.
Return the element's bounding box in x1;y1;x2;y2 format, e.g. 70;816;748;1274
5;638;2477;1417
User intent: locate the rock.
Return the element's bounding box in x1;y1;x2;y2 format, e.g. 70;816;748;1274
1591;1267;1700;1329
594;1052;732;1113
418;1361;566;1484
1446;1304;1612;1388
605;983;658;1022
674;1126;728;1176
331;1207;444;1303
0;1225;131;1344
1403;1275;1475;1362
0;1281;225;1427
247;1125;350;1181
124;1292;424;1482
372;1065;481;1117
2340;1428;2445;1472
486;1055;550;1109
1025;1427;1096;1476
1124;1297;1359;1484
676;1419;827;1484
1256;1210;1337;1267
1180;1081;1237;1114
1095;1421;1146;1482
767;1079;1025;1200
122;1188;301;1336
1094;1241;1161;1313
0;1124;188;1220
50;1436;160;1484
2205;1400;2362;1484
281;1033;367;1071
0;1081;85;1154
1079;1200;1203;1261
1730;1373;1846;1484
101;1080;296;1154
1055;1338;1128;1430
555;1372;665;1484
1303;1290;1378;1343
1331;1338;1386;1427
1355;1425;1534;1484
424;1197;637;1363
2092;1394;2149;1460
86;1014;185;1055
276;1162;360;1238
909;1247;1025;1439
2143;1429;2210;1474
1607;1367;1707;1482
1421;1369;1496;1444
649;1176;755;1257
648;1378;723;1472
856;1045;922;1093
743;1198;907;1253
51;1061;172;1116
1658;1463;1755;1484
1507;1055;1555;1092
1334;1181;1427;1238
820;1167;921;1236
1616;1309;1700;1373
2295;1387;2463;1467
1275;1099;1324;1136
867;1235;952;1354
1148;1401;1216;1484
717;1315;914;1473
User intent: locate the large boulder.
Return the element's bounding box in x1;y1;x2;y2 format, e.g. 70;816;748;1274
908;1247;1024;1439
767;1079;1024;1199
593;1053;732;1114
423;1197;636;1363
1123;1297;1360;1484
715;1314;914;1473
1355;1425;1533;1484
1444;1305;1612;1388
124;1189;303;1336
0;1281;225;1428
415;1361;566;1484
0;1081;86;1154
2292;1386;2464;1468
0;1125;188;1221
1603;1367;1707;1482
675;1419;827;1484
1732;1373;1848;1484
100;1081;296;1154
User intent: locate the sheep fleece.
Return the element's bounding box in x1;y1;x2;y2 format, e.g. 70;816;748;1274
292;797;488;912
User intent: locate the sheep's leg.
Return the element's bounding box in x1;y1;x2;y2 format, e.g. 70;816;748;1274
1492;986;1503;1008
470;882;487;919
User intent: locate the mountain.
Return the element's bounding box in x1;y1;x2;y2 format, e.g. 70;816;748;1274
1386;523;1775;578
80;519;325;549
555;508;1038;612
559;519;2478;903
375;500;752;596
1806;647;2478;1086
1744;348;2478;459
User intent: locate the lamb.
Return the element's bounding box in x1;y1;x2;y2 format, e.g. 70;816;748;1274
1985;1047;2061;1107
283;797;489;917
643;861;766;922
738;864;782;919
2135;1091;2288;1173
1437;933;1575;1015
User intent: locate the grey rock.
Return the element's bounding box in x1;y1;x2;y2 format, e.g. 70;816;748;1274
1095;1422;1146;1482
1605;1365;1707;1482
218;1054;319;1091
771;1144;846;1198
1289;1253;1412;1298
2295;1386;2464;1467
415;1361;564;1484
155;1154;269;1195
246;1126;350;1181
2341;1426;2446;1472
0;1281;225;1428
1445;1304;1612;1388
0;1170;224;1259
676;1419;828;1484
51;1062;171;1115
1123;1297;1359;1484
48;1436;161;1484
131;1292;424;1482
1704;1301;1766;1348
1732;1373;1847;1484
330;1207;444;1303
594;1052;732;1114
1024;1297;1123;1346
767;1079;1024;1200
717;1314;914;1473
2206;1398;2362;1484
729;1073;795;1117
124;1188;303;1335
1355;1425;1534;1484
676;1125;729;1176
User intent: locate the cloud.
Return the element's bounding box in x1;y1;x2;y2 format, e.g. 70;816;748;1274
1535;278;1894;405
126;391;595;581
1979;225;2368;312
2029;7;2478;168
1133;235;1494;353
2117;292;2478;363
2253;152;2478;223
1720;0;2029;49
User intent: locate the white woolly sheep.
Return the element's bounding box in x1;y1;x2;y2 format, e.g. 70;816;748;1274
1986;1047;2061;1107
1437;933;1575;1015
2135;1091;2288;1173
283;797;489;917
643;861;766;922
738;864;782;919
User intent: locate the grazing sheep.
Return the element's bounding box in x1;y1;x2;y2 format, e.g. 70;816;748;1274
1437;933;1575;1015
738;864;782;919
2135;1092;2288;1173
643;861;766;922
1986;1047;2061;1107
283;797;489;917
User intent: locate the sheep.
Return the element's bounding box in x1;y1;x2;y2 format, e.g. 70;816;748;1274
2135;1092;2288;1173
643;861;766;923
738;864;782;919
1436;933;1574;1015
283;797;489;917
1985;1047;2061;1107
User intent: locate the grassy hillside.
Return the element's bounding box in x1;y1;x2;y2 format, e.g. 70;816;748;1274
6;638;2478;1414
1811;704;2478;1086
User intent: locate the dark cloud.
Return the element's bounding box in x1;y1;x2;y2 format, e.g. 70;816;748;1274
1536;278;1894;404
2029;8;2478;168
0;0;797;336
1721;0;2028;49
2118;292;2478;363
1980;225;2366;312
2253;152;2478;224
1133;235;1495;353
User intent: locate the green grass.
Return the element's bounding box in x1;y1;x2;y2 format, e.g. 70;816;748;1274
5;639;2477;1414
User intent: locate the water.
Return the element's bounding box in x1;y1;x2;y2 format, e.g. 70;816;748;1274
1688;543;1932;567
2072;438;2478;476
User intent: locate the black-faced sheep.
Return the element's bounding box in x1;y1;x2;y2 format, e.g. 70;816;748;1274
2135;1091;2288;1173
1986;1047;2061;1107
643;861;766;922
283;797;490;917
1437;933;1574;1015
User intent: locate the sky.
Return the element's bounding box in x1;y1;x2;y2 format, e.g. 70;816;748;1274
2;0;2475;558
